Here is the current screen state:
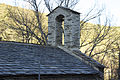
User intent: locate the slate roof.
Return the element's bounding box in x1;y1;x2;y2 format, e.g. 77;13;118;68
72;50;105;69
47;6;81;16
0;41;100;76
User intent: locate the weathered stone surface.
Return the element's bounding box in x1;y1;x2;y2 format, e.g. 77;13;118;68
48;6;80;49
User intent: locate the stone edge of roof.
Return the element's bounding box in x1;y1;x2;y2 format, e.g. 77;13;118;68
58;46;104;78
47;6;81;16
73;50;105;68
58;46;105;69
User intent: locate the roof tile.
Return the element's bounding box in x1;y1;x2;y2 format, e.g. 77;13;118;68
0;42;99;75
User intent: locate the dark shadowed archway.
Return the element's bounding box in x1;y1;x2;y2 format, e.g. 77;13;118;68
55;14;64;45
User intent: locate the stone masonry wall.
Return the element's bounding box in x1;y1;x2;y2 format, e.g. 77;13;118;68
48;7;80;49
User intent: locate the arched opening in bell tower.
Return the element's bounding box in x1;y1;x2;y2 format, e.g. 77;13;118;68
55;14;64;46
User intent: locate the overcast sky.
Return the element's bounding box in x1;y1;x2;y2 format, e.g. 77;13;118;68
0;0;120;26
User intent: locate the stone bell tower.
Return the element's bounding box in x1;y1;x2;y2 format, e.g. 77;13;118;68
47;6;80;49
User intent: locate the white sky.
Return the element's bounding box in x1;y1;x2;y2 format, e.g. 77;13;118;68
0;0;120;26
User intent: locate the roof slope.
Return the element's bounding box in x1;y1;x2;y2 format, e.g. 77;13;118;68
72;50;105;69
58;46;105;71
0;42;99;76
47;6;80;16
